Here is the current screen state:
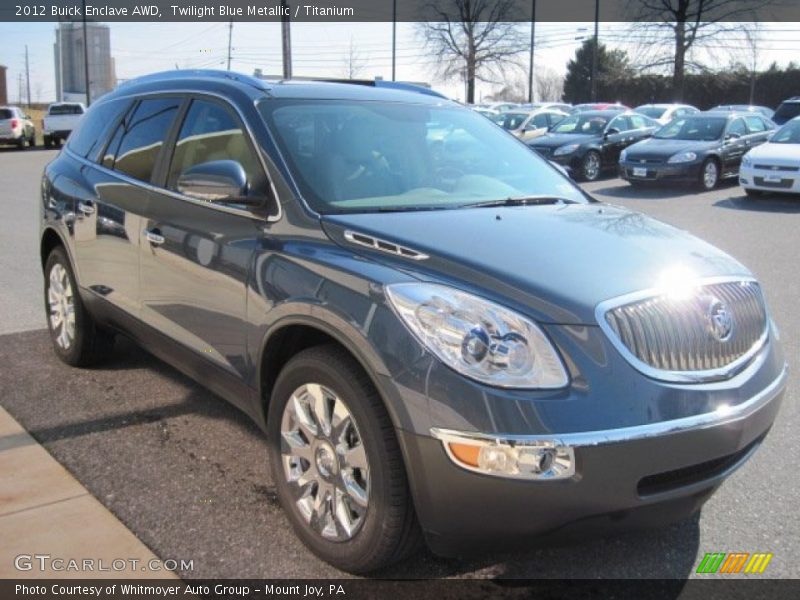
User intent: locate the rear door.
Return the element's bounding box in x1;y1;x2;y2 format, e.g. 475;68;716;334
71;96;182;317
722;118;748;171
743;115;772;150
138;95;274;384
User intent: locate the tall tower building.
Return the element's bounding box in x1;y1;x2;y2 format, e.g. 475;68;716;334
54;22;116;103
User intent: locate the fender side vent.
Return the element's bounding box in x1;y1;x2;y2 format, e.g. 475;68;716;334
344;230;428;261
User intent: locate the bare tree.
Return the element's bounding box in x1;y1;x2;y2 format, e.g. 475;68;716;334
630;0;772;100
418;0;527;103
341;36;367;80
535;68;564;102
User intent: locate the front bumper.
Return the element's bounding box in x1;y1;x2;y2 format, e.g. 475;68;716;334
739;165;800;193
400;365;786;555
620;160;702;183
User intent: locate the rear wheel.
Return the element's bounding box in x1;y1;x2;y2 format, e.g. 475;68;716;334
43;136;52;148
44;247;114;366
16;136;25;150
699;158;719;190
267;344;421;573
580;150;602;181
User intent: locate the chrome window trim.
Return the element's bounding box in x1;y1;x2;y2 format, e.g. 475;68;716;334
431;363;787;450
72;88;282;223
595;275;770;383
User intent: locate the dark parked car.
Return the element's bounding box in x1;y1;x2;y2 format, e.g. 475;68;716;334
772;96;800;125
620;111;776;189
528;110;659;180
711;104;775;120
40;71;787;573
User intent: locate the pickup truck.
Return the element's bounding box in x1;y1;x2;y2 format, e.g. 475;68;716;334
43;102;86;147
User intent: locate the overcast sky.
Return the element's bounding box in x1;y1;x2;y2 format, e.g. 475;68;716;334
1;21;799;104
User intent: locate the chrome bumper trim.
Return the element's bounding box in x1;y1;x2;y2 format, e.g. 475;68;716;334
431;363;787;449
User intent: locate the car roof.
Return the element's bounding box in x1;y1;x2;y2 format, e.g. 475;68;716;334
635;103;690;108
108;69;454;106
571;109;624;117
698;111;746;118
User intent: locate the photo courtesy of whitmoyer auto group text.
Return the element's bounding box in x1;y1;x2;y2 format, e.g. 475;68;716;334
1;0;799;598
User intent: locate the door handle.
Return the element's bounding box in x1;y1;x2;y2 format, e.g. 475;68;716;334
144;228;165;246
77;201;95;215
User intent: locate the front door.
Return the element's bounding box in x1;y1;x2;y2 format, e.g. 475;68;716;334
138;96;272;383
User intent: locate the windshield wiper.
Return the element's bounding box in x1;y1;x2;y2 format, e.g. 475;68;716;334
462;195;578;209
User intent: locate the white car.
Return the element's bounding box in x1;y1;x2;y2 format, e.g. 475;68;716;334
0;106;36;149
739;117;800;196
633;103;699;125
491;109;569;142
43;102;86;148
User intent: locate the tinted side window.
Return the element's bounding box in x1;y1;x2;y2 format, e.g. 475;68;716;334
68;99;131;160
167;99;266;198
629;114;648;129
608;116;630;132
532;113;549;128
744;116;766;133
104;97;181;182
727;119;747;137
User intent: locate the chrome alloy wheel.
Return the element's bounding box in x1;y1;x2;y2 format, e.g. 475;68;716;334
583;152;600;180
280;383;370;541
703;160;718;189
47;263;75;350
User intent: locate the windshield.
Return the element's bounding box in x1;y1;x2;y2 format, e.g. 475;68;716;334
635;106;666;119
49;104;83;115
258;99;585;214
550;113;609;134
771;119;800;144
492;112;529;130
654;117;726;141
774;102;800;121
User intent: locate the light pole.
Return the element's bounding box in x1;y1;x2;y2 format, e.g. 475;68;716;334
589;0;600;102
527;0;536;103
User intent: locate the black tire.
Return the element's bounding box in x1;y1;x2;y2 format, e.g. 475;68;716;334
580;150;602;181
698;158;720;190
267;344;422;573
43;136;52;148
44;246;114;367
28;133;35;147
16;136;25;150
744;188;763;198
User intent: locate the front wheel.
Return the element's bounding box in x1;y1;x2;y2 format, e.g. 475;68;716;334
44;247;114;366
744;188;763;198
699;159;719;190
580;150;602;181
267;345;421;573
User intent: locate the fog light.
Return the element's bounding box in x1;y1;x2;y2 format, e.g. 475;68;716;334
435;429;575;480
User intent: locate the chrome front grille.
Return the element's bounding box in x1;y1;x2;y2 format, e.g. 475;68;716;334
600;280;768;381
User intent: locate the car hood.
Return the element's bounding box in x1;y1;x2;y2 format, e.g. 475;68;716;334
624;137;718;158
321;204;750;325
529;133;597;149
745;141;800;163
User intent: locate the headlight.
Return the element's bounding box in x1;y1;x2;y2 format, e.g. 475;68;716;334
667;151;698;164
385;283;569;389
742;153;752;167
553;143;580;156
620;149;627;162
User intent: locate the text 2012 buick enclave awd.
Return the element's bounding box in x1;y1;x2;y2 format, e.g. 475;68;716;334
39;71;787;573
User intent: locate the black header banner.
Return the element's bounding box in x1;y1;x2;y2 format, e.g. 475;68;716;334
1;0;799;22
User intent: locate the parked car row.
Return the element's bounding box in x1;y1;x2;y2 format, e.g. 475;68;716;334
0;102;86;150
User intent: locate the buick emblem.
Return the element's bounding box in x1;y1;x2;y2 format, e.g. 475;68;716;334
707;298;733;342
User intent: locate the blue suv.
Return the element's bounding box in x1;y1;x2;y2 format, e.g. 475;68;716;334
39;71;787;573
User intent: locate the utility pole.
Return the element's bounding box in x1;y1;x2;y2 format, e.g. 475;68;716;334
391;0;397;81
527;0;536;103
227;20;233;71
82;0;91;106
589;0;599;102
24;45;31;107
281;0;292;79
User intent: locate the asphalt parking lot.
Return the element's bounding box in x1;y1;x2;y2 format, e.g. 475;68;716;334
0;147;798;579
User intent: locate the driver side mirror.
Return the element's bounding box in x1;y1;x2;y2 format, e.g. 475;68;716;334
605;127;620;138
177;160;262;206
725;132;741;142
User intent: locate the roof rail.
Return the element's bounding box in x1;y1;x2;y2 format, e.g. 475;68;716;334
254;74;449;100
119;69;270;92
